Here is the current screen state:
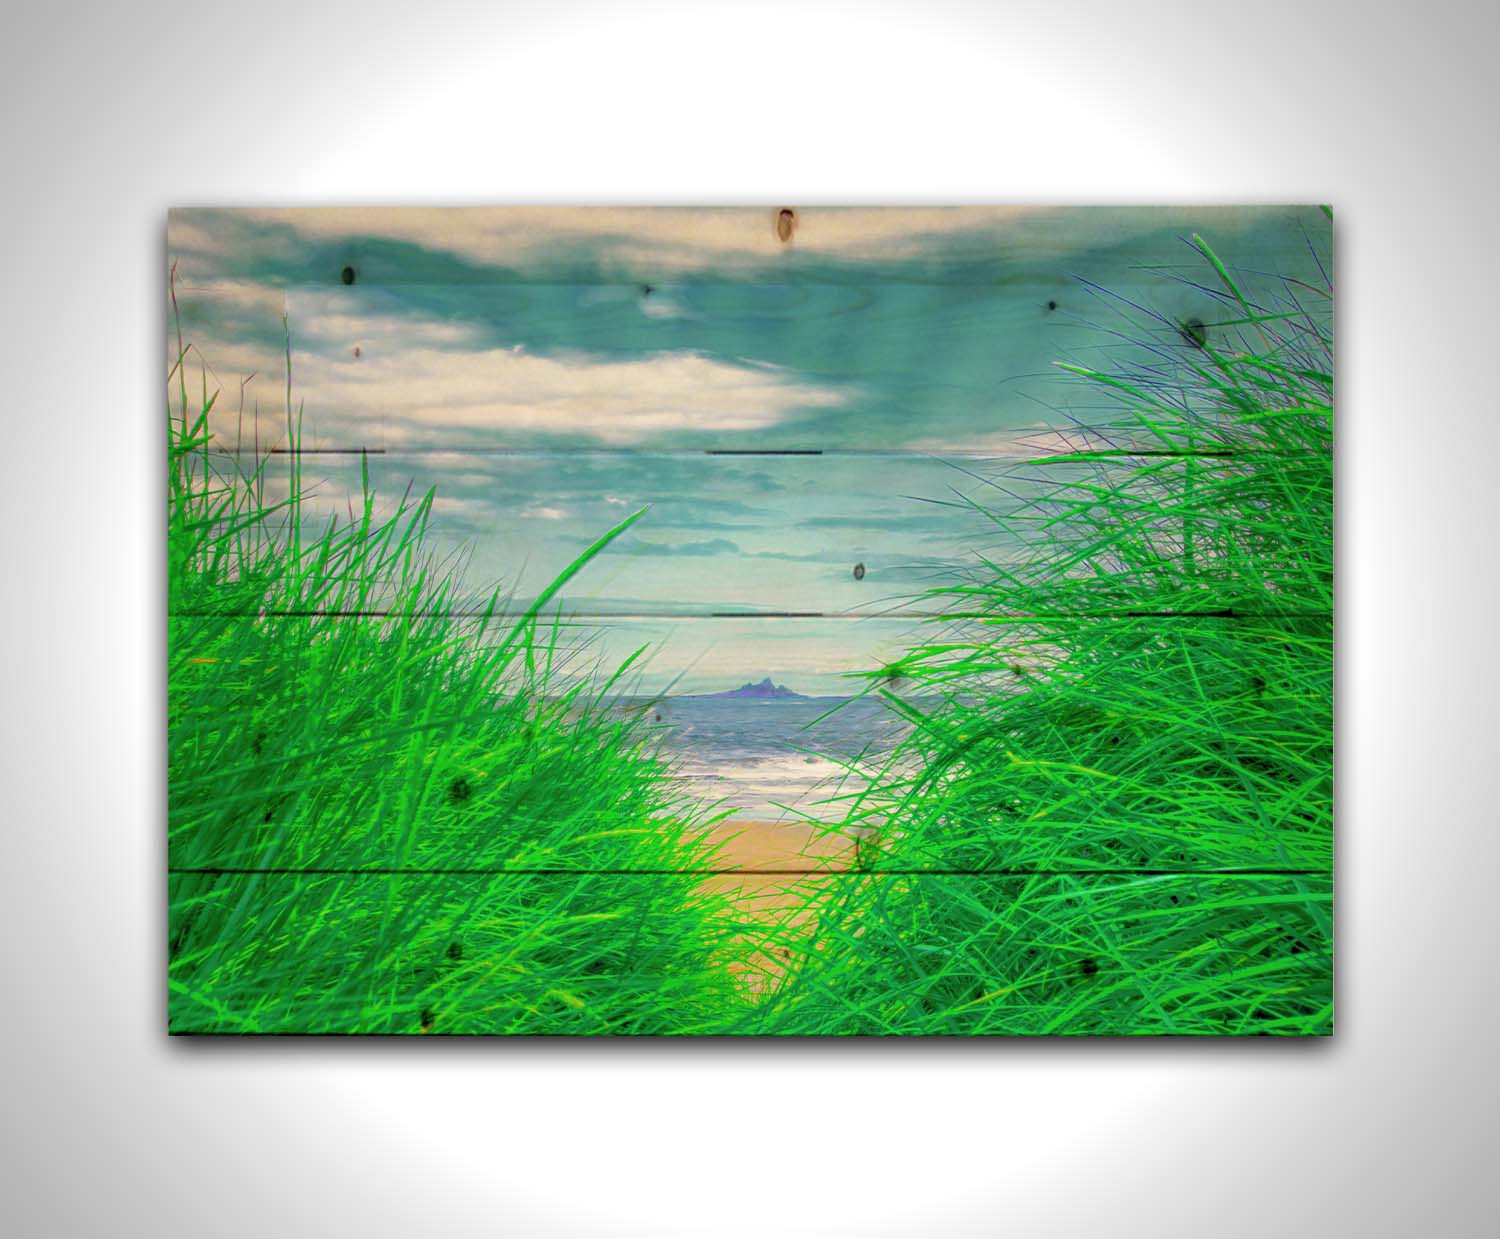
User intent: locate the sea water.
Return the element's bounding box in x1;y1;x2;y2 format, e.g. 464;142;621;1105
630;695;910;820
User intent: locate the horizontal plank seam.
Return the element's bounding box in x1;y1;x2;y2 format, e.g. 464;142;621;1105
169;608;1334;621
208;447;1323;460
170;867;1329;877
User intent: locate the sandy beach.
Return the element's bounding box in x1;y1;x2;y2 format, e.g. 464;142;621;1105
699;817;859;873
694;818;862;993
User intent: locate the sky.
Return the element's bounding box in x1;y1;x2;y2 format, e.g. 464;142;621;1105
168;206;1331;694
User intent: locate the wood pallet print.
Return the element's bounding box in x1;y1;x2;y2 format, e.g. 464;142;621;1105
166;206;1334;1035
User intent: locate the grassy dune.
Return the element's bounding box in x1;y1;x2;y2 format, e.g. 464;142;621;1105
167;310;748;1034
760;236;1334;1034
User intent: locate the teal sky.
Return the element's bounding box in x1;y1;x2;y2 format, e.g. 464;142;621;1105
169;207;1331;693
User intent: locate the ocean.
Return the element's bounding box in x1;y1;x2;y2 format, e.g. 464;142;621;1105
633;694;910;821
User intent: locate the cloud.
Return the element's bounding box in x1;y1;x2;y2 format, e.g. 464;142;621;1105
174;207;1052;279
794;512;961;533
639;295;689;319
743;548;839;563
292;339;851;447
289;295;485;351
173;287;855;448
170;207;1307;296
618;537;741;558
429;495;494;521
901;425;1139;455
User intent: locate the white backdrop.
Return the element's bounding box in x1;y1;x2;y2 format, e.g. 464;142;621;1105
1;1;1495;1234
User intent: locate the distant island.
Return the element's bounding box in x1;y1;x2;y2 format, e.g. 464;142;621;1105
692;677;808;700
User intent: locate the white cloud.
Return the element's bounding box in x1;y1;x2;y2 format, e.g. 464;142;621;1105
902;425;1145;456
170;206;1296;286
291;338;851;447
420;495;496;525
289;300;484;351
443;471;503;490
169;278;286;318
639;296;689;319
170;206;1057;280
171;285;853;449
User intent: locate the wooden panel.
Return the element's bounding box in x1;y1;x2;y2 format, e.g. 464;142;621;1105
169;611;1328;870
173;447;1330;618
168;205;1332;454
166;206;1333;1036
169;206;1330;287
167;870;1332;1035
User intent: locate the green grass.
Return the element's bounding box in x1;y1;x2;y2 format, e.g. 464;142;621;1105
756;235;1334;1035
167;297;749;1034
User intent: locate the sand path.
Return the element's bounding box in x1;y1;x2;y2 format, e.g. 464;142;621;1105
694;818;861;993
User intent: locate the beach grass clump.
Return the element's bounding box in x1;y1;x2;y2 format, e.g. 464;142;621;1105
763;235;1333;1035
166;308;742;1034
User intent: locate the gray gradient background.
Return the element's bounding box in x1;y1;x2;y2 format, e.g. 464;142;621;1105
1;1;1493;1234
